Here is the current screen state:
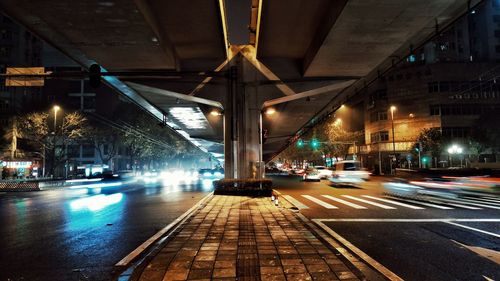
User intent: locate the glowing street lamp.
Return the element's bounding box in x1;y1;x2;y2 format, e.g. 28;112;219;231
53;105;60;133
264;107;276;115
447;144;463;167
335;118;342;127
210;109;223;116
389;106;397;173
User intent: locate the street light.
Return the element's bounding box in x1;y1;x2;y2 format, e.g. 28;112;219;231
447;144;463;168
264;107;276;115
335;118;342;127
53;105;60;133
210;109;223;116
390;105;397;174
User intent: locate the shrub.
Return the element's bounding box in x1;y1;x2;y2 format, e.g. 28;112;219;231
213;178;273;196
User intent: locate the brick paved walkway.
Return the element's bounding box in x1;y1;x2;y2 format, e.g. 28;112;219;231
136;196;361;281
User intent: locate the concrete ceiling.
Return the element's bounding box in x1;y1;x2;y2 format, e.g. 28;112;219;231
0;0;478;160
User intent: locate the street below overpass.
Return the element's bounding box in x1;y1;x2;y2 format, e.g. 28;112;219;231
0;179;212;281
272;175;500;281
0;175;498;281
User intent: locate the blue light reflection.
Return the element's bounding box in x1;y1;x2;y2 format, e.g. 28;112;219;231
69;193;124;212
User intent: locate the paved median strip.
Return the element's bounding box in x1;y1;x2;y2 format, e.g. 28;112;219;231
120;195;365;281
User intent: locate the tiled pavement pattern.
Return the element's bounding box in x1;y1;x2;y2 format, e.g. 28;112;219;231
138;196;361;281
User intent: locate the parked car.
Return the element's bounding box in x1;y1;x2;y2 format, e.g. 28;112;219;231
303;168;321;181
329;160;370;186
315;166;333;179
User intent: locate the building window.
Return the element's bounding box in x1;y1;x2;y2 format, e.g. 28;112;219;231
442;127;470;138
428;82;439;93
0;46;11;58
68;145;80;158
371;131;389;142
496;45;500;53
82;145;95;158
370;112;378;123
430;105;440;115
439;82;450;92
378;111;388;121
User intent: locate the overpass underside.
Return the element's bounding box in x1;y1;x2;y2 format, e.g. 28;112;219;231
0;0;480;178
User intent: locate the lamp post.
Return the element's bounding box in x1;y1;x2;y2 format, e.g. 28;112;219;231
53;105;60;133
259;107;275;178
390;106;396;174
51;105;60;178
447;144;463;168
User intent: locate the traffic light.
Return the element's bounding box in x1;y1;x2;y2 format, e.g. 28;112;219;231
296;139;304;148
310;138;320;149
89;63;101;88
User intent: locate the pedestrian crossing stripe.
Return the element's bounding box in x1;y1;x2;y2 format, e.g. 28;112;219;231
281;194;498;210
302;195;338;209
437;197;500;210
282;195;309;209
385;196;454;210
362;195;425;209
322;195;367;209
342;195;396;209
464;196;500;205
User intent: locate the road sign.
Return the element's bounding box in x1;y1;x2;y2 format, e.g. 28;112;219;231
5;67;46;86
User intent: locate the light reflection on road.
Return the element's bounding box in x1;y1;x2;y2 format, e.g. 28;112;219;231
69;193;124;211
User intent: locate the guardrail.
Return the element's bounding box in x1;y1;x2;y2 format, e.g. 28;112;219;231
0;179;66;191
0;181;40;191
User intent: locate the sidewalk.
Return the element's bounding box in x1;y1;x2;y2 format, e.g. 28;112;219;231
128;195;363;281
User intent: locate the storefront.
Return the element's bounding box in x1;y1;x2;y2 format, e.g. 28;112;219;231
0;160;39;179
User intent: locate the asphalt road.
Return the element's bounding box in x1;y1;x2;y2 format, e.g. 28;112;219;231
0;179;212;281
272;175;500;281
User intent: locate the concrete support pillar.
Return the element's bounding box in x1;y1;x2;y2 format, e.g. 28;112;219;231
224;54;264;179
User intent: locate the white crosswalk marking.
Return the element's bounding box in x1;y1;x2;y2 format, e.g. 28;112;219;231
322;195;367;209
385;196;454;209
428;197;483;210
362;195;425;209
467;197;500;205
448;197;500;209
342;195;396;209
282;195;309;209
302;195;338;209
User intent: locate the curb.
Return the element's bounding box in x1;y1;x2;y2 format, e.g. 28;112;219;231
273;189;400;281
115;192;214;280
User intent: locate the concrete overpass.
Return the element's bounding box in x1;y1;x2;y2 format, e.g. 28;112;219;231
0;0;481;178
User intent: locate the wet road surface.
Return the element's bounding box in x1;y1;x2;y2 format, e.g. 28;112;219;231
0;180;212;281
272;175;500;281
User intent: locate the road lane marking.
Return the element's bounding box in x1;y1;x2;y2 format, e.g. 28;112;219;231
312;219;404;281
282;195;309;209
466;197;500;205
342;195;396;209
445;222;500;238
316;218;500;222
422;197;482;209
363;195;424;209
385;196;454;209
115;192;213;267
437;197;500;209
452;240;500;265
322;195;367;209
302;195;338;209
